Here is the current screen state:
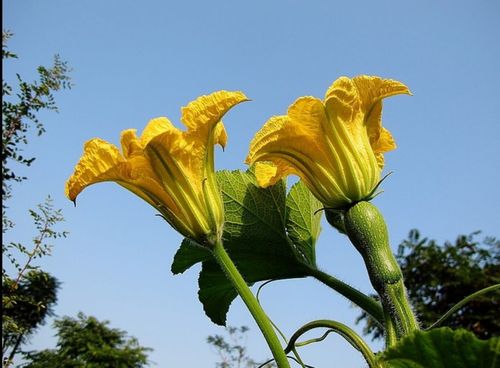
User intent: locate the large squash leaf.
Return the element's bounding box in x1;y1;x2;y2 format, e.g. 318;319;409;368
378;327;500;368
171;169;322;325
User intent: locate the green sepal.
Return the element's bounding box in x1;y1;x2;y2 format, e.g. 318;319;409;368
325;208;347;235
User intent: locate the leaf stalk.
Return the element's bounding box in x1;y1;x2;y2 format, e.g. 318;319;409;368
211;239;290;368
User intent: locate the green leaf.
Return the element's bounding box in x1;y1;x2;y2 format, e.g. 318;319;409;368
171;169;322;325
216;170;314;279
171;239;211;275
378;327;500;368
197;261;238;327
285;180;322;267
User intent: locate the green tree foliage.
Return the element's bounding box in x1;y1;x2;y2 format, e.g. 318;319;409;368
356;230;500;340
23;313;152;368
2;195;68;366
3;196;67;278
2;31;71;367
2;30;71;278
2;32;152;368
2;271;59;363
2;31;72;196
207;326;275;368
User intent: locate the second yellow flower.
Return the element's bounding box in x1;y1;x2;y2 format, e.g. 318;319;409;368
246;75;410;209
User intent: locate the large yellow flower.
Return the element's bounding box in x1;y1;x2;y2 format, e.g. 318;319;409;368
66;91;248;245
246;75;410;209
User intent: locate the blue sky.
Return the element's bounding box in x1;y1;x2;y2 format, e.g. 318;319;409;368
3;1;499;367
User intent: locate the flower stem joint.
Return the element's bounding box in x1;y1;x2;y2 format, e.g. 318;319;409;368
343;201;402;288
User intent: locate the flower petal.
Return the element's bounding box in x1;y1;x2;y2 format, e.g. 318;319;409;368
66;133;180;215
352;76;408;169
121;129;142;158
254;161;297;188
145;128;196;188
352;75;411;113
324;75;407;172
246;115;288;163
247;98;330;165
247;100;345;204
181;90;248;147
323;77;370;158
65;139;125;202
371;127;396;168
140;117;177;147
213;121;227;149
324;76;360;124
145;125;212;235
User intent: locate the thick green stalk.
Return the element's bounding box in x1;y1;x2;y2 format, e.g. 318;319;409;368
384;280;419;336
310;267;397;347
308;267;385;327
343;201;419;337
211;240;290;368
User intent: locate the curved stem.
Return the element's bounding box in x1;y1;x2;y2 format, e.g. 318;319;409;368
257;357;314;368
269;315;307;368
212;240;290;368
308;267;385;327
256;280;307;368
427;284;500;330
383;309;398;347
285;320;378;368
294;329;335;348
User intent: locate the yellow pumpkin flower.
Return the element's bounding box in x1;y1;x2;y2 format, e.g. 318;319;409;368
246;75;410;209
66;91;248;245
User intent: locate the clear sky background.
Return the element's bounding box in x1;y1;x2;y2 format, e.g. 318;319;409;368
3;1;500;367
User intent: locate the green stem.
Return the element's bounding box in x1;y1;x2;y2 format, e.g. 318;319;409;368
294;329;335;348
308;267;385;327
256;282;307;368
343;201;419;337
211;240;290;368
285;320;378;368
383;280;419;335
427;284;500;330
383;309;398;347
